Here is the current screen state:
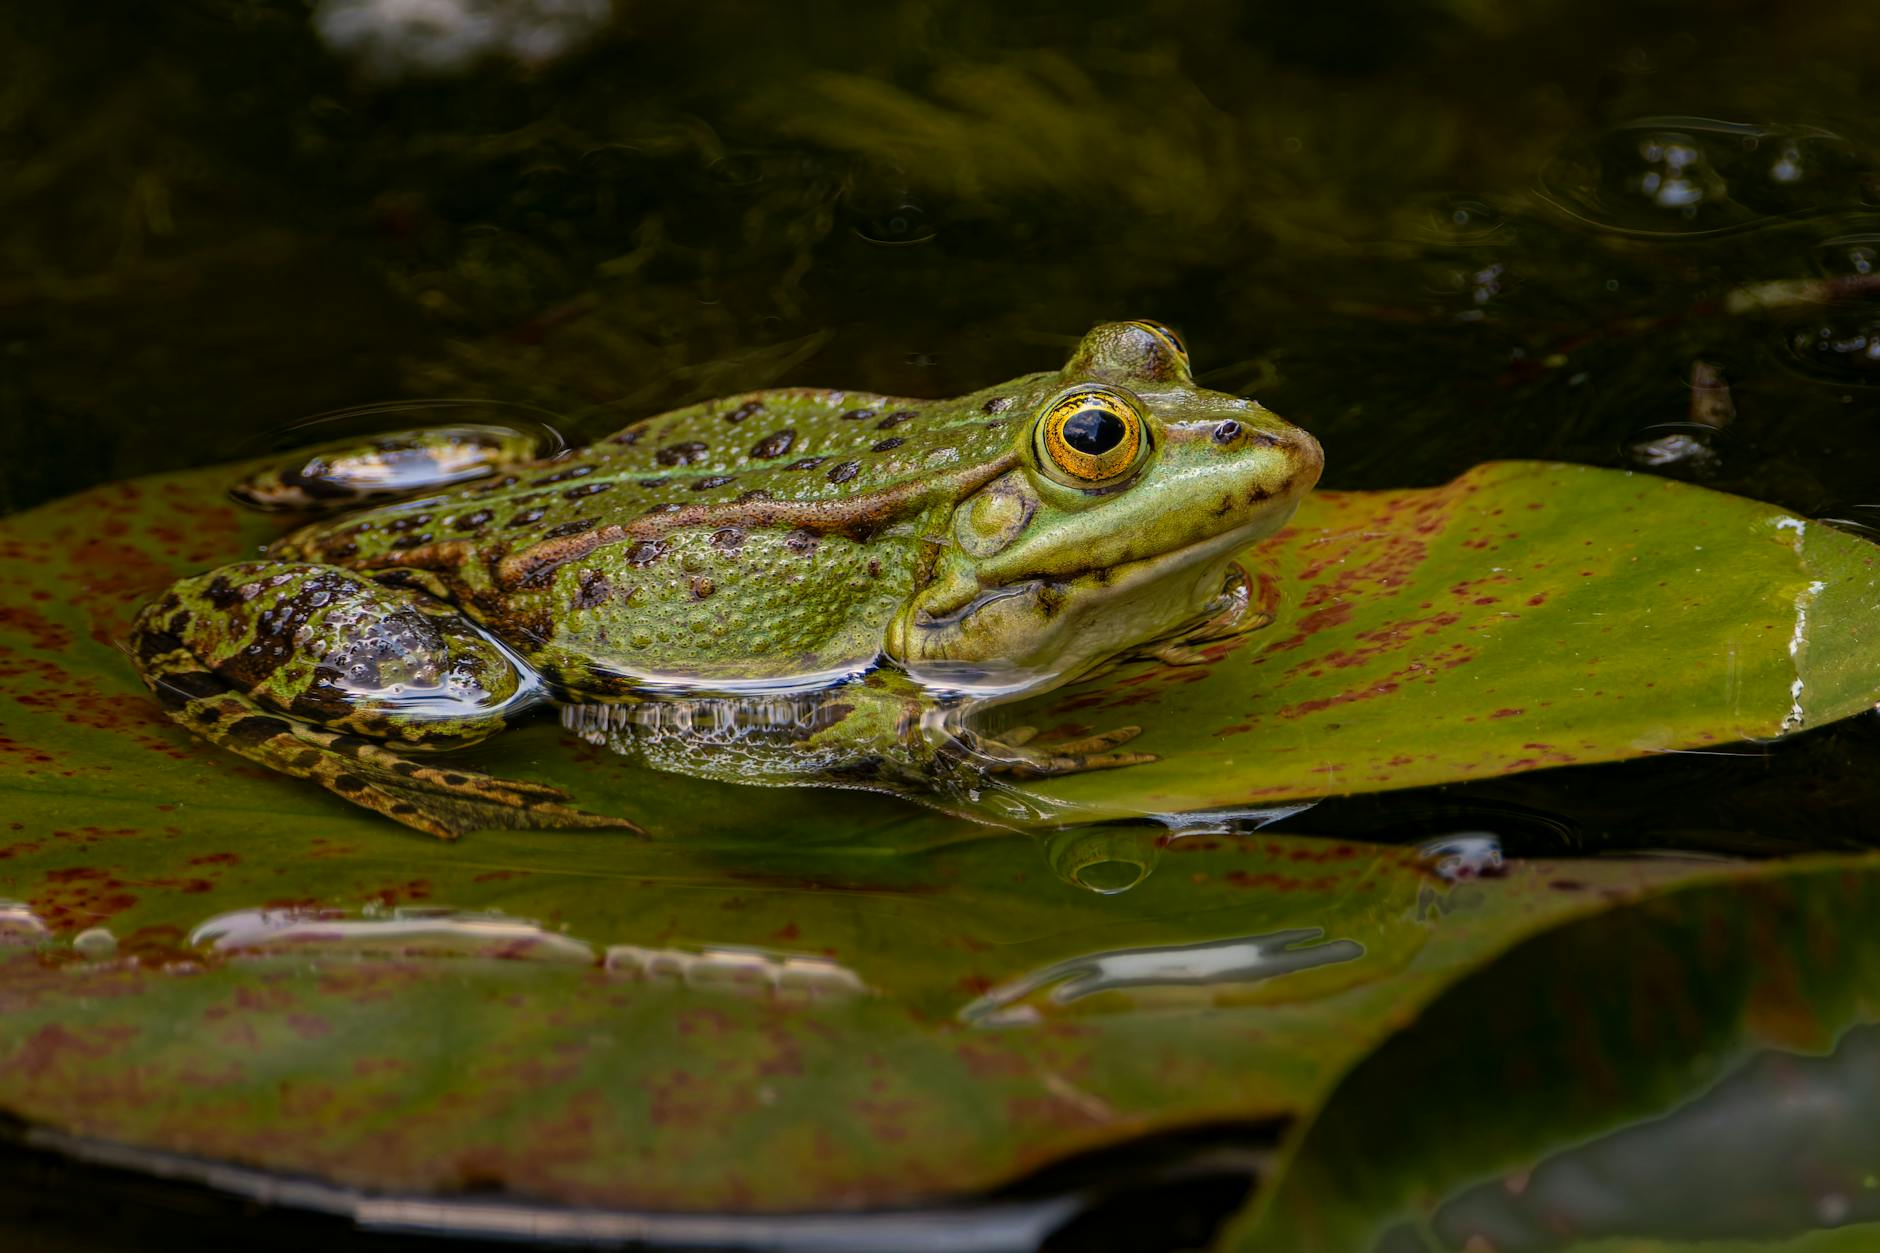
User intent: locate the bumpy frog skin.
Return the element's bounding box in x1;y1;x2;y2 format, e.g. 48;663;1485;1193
129;322;1323;836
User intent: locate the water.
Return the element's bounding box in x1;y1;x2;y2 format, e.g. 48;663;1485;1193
11;1;1880;1249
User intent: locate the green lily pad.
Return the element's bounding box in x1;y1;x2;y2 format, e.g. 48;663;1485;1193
1224;857;1880;1251
0;820;1795;1213
1;460;1878;1216
1017;459;1880;820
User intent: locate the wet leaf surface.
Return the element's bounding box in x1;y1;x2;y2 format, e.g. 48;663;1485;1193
1;463;1878;1214
1019;461;1880;821
1224;857;1880;1252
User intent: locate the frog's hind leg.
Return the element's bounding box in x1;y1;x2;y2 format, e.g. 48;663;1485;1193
130;564;636;838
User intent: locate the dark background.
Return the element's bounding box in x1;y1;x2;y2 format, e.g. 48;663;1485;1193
9;0;1880;855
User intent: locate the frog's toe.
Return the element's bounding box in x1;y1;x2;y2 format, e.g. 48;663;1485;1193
339;755;640;838
976;725;1155;778
1045;726;1144;755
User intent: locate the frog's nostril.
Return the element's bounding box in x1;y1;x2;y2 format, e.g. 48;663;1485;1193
1211;420;1243;445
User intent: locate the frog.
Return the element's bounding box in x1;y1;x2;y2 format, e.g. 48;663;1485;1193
129;321;1323;837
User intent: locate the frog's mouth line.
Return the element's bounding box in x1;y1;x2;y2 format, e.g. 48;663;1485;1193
915;523;1260;630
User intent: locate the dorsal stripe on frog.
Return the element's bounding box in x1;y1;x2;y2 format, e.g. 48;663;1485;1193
281;452;1020;595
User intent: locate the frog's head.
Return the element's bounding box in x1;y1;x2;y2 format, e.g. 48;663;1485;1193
886;321;1323;694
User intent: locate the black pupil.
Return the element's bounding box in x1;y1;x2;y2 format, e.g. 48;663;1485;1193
1062;407;1126;456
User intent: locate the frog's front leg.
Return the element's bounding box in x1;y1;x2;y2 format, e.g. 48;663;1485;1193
130;562;635;838
800;676;1155;792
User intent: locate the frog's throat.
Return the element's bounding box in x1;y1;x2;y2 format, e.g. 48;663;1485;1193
290;454;1020;589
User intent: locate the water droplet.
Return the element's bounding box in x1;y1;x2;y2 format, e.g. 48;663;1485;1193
72;927;117;959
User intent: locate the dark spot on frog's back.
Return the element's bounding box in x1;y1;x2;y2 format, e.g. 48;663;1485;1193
783;456;827;471
693;475;736;491
785;529;819;556
574;570;612;609
1212;420;1242;444
545;518;597;539
871;437;905;453
626;540;667;566
454;509;494;532
657;441;710;467
828;460;861;484
749;428;796;459
840;408;876;422
877;410;918;429
205;577;244;609
710;526;746;551
725;401;764;424
983;396;1013;414
564;481;612;500
507;509;546;528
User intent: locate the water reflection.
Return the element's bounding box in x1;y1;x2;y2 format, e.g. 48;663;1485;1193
313;0;613;80
960;928;1364;1027
1541;117;1870;237
1416;833;1504;882
604;944;869;1003
0;899;47;945
191;905;597;963
188;905;870;1002
1046;806;1320;894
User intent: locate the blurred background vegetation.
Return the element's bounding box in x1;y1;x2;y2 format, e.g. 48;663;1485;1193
9;0;1880;517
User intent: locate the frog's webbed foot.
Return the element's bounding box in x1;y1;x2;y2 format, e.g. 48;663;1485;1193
1137;561;1281;668
960;724;1156;779
1144;640;1218;666
132;563;637;838
156;682;632;838
230;419;554;514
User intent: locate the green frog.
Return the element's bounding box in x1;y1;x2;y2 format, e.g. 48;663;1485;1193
129;322;1323;837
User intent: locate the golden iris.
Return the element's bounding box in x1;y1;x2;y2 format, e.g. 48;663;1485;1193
1036;387;1148;486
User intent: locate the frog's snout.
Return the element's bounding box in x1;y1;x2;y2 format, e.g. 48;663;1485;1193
1183;411;1323;506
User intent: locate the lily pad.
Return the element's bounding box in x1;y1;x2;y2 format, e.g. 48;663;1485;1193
1017;460;1880;820
1224;857;1880;1251
0;817;1796;1213
1;460;1878;1218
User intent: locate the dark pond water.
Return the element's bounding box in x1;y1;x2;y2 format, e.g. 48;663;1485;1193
8;1;1880;1249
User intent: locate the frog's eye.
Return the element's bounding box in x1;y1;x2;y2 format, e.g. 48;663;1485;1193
1034;386;1151;488
1128;320;1190;368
